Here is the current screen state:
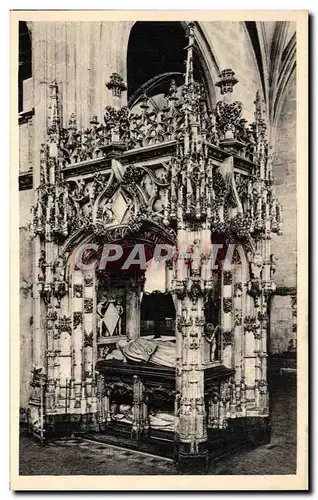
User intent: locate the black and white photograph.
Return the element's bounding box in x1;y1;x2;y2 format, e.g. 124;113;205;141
11;10;308;490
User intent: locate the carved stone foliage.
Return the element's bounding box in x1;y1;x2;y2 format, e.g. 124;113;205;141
84;275;94;287
106;73;127;98
213;170;227;206
83;331;94;348
84;298;93;314
46;308;57;325
223;298;233;314
129;86;184;149
73;284;83;298
56;315;72;334
222;330;234;347
30;69;280;389
244;315;259;334
58;109;129;166
234;310;242;326
223;271;233;286
32;156;175;251
30;367;47;388
73;312;83;328
216;100;243;141
40;73;273;174
234;173;249;201
31;65;282;255
234;282;243;297
31;171;111;243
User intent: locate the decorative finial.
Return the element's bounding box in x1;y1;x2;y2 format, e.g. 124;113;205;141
68;113;77;130
185;23;195;86
166;79;178;101
48;81;60;134
47;81;60;158
139;91;149;110
90;115;99;126
106;73;127;98
216;69;238;95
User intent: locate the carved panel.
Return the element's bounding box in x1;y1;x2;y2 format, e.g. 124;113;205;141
223;271;233;286
222;330;234;347
84;298;93;314
73;312;83;328
223;298;233;314
73;284;83;298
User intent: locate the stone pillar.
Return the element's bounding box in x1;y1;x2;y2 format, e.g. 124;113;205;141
174;234;208;472
244;239;271;444
221;269;233;368
83;273;96;414
125;276;144;341
31;22;49;372
291;294;297;349
45;304;58;412
243;315;257;412
56;318;72;410
257;238;271;417
233;259;246;417
132;375;144;439
96;372;106;425
72;268;84;410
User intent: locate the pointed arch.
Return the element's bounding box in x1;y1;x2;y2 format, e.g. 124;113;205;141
126;21;220;109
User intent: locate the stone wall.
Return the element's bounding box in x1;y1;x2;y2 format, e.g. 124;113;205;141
19;189;33;408
202;21;263;121
31;21;130;133
270;71;297;353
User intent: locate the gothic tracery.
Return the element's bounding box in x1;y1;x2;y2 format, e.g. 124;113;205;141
20;20;288;472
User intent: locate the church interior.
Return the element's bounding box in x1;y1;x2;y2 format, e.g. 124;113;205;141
18;19;297;473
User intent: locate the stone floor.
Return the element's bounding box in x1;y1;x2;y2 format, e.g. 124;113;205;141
19;376;296;476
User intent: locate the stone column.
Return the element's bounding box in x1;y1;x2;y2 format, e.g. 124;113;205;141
31;22;49;372
56;318;72;411
70;268;83;410
83;274;96;414
244;236;269;418
243;315;257;413
233;258;246;417
221;269;233;368
132;375;144;439
291;295;297;349
96;372;106;426
45;304;58;412
174;238;208;472
257;238;271;417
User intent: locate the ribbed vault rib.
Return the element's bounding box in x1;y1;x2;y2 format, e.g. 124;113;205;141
245;22;267;106
268;23;296;131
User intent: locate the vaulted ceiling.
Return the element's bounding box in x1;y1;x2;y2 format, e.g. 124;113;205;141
245;21;296;133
